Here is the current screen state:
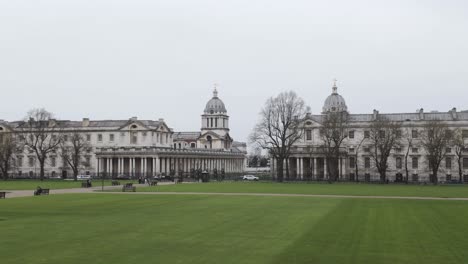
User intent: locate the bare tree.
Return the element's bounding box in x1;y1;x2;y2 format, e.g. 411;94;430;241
250;91;308;182
60;131;91;181
452;129;465;183
353;137;366;182
368;117;401;182
20;108;62;181
420;120;452;184
319;112;349;181
0;133;19;180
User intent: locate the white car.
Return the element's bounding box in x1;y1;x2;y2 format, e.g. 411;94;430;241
77;175;91;180
242;175;259;181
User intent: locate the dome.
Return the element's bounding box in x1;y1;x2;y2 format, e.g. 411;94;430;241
204;88;227;114
322;82;348;113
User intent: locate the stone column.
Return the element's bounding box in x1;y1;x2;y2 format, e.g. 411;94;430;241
313;158;317;179
156;157;160;175
338;158;342;180
324;158;328;179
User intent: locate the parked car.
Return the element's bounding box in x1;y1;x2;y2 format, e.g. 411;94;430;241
77;175;91;180
242;175;259;181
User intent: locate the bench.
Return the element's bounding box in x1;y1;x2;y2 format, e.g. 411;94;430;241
81;182;92;188
112;181;120;186
122;183;136;192
0;192;6;199
150;181;158;186
34;189;50;196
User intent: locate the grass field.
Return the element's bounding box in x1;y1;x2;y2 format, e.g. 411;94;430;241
1;193;468;264
0;179;137;190
138;181;468;198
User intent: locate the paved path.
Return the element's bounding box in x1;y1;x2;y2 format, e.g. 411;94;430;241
3;184;468;201
0;182;174;199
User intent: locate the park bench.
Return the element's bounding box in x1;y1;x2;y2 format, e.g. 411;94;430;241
0;192;6;199
122;183;136;192
34;189;50;196
81;182;92;188
150;181;158;186
112;181;120;186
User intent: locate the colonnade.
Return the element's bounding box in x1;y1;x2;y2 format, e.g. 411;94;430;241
271;157;346;180
96;156;245;178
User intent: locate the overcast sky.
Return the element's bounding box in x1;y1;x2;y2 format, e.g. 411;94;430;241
1;0;467;143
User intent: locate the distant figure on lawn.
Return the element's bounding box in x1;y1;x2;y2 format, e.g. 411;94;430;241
34;186;43;196
86;179;92;188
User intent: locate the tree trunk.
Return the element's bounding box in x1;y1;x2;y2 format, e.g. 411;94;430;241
73;169;78;181
285;159;290;181
39;159;45;181
432;168;439;185
459;158;463;183
276;158;284;182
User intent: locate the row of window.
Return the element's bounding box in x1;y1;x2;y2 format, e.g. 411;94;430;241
16;156;91;168
349;157;468;170
304;129;461;141
349;146;454;154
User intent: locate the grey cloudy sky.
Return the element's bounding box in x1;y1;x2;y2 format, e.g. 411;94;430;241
1;0;467;143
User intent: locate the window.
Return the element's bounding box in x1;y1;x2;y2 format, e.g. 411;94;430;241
412;130;418;138
364;147;370;152
85;156;91;166
463;130;468;138
349;130;355;139
306;130;312;141
396;157;402;169
131;132;138;144
86;134;91;141
142;132;147;136
191;143;196;148
446;148;452;153
215;118;218;127
349;157;355;168
412;157;419;169
412;148;418;153
364;157;370;168
109;134;114;142
395;129;402;138
464;158;468;169
395;147;402;152
446;157;452;169
28;157;34;167
364;131;370;139
63;135;68;142
51;157;56;167
379;130;385;139
17;156;23;167
98;134;103;142
349;148;355;153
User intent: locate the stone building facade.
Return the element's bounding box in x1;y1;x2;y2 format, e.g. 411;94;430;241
0;89;246;179
271;83;468;182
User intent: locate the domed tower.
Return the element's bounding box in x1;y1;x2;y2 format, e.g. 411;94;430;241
201;87;230;140
322;80;348;114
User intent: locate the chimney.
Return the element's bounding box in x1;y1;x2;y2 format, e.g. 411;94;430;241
450;107;457;120
419;108;424;120
82;118;90;127
130;117;138;121
373;109;379;120
158;118;164;123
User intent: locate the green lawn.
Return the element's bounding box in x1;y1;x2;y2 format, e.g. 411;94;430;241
1;194;468;264
0;179;137;190
138;182;468;198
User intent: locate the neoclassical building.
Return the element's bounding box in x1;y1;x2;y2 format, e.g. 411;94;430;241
271;83;468;182
0;89;247;179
